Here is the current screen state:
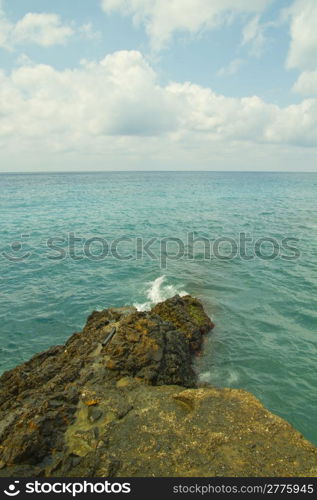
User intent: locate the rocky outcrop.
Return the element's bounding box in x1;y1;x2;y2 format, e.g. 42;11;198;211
0;295;316;477
152;295;215;352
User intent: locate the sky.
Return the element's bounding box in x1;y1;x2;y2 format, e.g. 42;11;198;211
0;0;316;172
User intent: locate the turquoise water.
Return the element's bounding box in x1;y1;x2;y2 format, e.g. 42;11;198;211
0;171;316;444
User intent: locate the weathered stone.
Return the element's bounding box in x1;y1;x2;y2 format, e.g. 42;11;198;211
65;383;317;478
152;295;214;352
103;312;197;386
0;295;316;478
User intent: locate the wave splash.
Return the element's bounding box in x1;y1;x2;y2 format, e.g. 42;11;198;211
134;275;188;312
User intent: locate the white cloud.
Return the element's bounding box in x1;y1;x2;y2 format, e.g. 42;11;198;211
242;15;268;57
217;58;245;77
286;0;317;71
264;99;317;147
0;51;179;144
0;49;316;172
11;13;74;47
0;4;74;49
293;70;317;96
168;82;317;147
285;0;317;98
79;22;102;41
101;0;272;50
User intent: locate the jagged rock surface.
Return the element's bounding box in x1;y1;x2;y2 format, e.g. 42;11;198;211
0;296;316;477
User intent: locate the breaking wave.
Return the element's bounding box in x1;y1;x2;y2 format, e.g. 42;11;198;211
134;275;188;311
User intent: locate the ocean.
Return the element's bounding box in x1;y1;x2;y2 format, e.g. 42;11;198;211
0;171;316;444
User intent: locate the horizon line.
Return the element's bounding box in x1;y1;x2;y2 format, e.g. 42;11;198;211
0;170;317;175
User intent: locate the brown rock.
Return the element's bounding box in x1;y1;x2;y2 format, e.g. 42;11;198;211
0;295;316;478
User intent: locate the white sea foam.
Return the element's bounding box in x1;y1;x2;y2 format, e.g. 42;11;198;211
134;275;188;311
199;368;239;387
198;371;212;383
227;369;239;385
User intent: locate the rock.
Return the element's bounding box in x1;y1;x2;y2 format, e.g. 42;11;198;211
62;382;317;478
103;311;197;386
0;295;316;478
152;295;215;352
88;407;103;423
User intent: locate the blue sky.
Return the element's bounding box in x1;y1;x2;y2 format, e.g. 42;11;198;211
0;0;316;171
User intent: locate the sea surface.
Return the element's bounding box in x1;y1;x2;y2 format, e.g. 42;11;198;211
0;171;316;444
